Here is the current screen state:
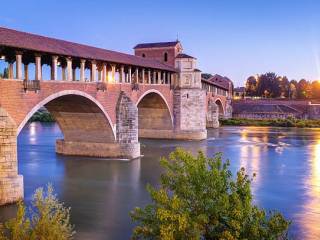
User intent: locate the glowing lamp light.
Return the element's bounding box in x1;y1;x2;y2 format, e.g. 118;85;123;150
107;71;115;83
0;55;5;60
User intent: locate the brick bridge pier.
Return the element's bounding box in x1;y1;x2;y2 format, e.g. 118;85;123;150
0;27;208;205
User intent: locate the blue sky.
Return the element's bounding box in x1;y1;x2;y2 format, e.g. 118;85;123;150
1;0;320;86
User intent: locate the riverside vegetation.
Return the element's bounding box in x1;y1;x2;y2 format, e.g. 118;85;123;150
131;148;290;240
29;110;55;123
221;117;320;128
0;185;74;240
0;150;290;240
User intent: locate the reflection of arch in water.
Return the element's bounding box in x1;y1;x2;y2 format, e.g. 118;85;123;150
137;90;173;132
17;90;116;142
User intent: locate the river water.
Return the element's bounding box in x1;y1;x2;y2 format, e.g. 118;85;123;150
0;122;320;239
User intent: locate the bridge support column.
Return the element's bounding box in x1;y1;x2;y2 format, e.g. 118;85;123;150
115;91;140;159
24;64;28;80
80;59;85;82
54;92;140;160
172;88;207;140
0;108;23;205
66;57;72;81
206;98;219;128
15;52;22;79
51;56;58;80
35;54;42;81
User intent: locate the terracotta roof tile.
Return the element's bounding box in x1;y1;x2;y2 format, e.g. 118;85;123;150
0;27;176;72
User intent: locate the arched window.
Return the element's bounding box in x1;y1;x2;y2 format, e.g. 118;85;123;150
164;52;168;62
142;53;146;58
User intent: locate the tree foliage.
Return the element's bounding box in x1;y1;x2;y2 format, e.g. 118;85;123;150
245;72;320;99
0;184;75;240
131;149;290;240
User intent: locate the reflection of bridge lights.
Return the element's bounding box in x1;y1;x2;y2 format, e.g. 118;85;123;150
239;128;261;198
299;139;320;238
29;122;37;136
29;122;37;144
311;140;320;195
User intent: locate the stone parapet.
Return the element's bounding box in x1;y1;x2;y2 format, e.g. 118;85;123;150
56;139;140;160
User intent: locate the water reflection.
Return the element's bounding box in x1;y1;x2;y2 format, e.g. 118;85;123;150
1;123;320;239
239;129;262;198
300;139;320;238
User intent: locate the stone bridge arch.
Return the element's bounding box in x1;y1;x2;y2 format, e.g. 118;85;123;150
17;90;116;140
136;89;174;139
215;98;225;117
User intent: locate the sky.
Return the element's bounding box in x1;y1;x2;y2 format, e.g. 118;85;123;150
0;0;320;87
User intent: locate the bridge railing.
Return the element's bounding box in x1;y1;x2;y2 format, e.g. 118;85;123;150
23;80;40;92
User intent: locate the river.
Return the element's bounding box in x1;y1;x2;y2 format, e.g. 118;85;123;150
0;122;320;239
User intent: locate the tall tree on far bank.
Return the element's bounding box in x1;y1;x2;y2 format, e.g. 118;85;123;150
256;72;281;98
297;79;310;99
311;81;320;99
245;75;258;96
289;80;298;99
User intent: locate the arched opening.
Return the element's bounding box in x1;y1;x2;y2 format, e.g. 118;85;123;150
215;99;224;118
137;91;173;138
18;92;116;142
164;52;168;62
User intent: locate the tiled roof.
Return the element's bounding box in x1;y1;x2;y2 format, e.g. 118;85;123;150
201;75;230;90
208;74;232;90
134;41;180;49
176;53;196;59
0;27;176;72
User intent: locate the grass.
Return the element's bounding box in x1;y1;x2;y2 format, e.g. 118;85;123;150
220;117;320;128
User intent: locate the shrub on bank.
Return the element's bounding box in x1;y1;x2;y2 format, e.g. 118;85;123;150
0;185;74;240
29;110;55;122
130;149;290;240
221;117;320;128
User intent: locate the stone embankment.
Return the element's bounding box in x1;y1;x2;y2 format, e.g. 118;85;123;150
232;99;320;119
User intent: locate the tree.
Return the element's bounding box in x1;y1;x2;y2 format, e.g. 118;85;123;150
245;75;258;96
278;76;289;98
297;79;310;99
256;72;281;98
311;81;320;99
0;184;75;240
288;80;298;99
131;149;290;240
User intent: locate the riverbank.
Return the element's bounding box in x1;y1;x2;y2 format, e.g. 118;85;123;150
220;118;320;128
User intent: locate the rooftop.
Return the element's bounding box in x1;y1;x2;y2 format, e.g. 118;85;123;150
0;27;176;72
176;53;196;59
134;41;180;49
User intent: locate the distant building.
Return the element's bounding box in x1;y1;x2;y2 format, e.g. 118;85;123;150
201;74;233;99
134;41;183;68
233;87;245;99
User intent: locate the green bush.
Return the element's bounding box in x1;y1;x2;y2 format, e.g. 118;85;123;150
0;184;75;240
29;111;55;123
131;149;290;240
